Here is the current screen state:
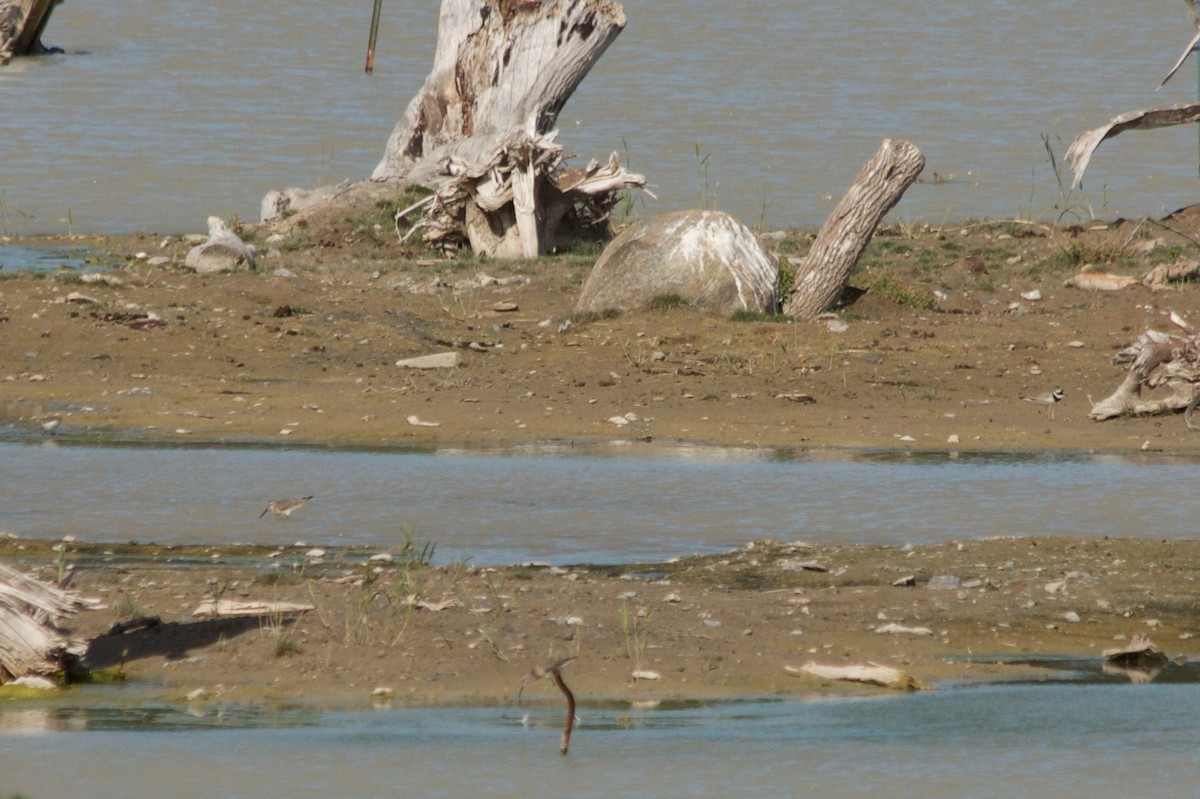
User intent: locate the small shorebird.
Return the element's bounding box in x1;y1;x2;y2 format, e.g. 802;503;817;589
259;495;313;519
40;416;61;435
1022;388;1065;420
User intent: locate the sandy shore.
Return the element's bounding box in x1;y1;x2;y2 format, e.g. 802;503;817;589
3;207;1200;702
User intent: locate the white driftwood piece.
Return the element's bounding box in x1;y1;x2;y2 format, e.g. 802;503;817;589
0;0;60;65
784;139;925;319
374;0;645;257
373;0;626;181
1089;323;1200;421
192;599;315;619
1103;634;1168;665
1065;102;1200;189
1160;2;1200;89
0;561;93;681
785;661;927;691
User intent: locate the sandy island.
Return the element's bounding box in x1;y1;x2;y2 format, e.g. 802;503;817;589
3;205;1200;704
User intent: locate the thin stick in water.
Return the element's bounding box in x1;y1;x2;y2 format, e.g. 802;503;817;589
518;656;577;755
365;0;383;74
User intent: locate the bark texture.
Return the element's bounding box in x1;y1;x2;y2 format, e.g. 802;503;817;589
784;139;925;319
265;0;644;259
0;0;61;65
0;561;92;681
372;0;627;182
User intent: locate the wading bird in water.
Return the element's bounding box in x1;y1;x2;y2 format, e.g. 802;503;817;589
258;495;313;519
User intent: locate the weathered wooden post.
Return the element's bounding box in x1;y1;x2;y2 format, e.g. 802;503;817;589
783;139;925;320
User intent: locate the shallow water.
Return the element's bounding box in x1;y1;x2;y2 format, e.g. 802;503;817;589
0;242;110;273
3;682;1200;798
0;1;1197;236
5;438;1199;795
2;441;1197;564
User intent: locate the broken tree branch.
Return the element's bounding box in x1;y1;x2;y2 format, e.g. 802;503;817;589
1065;102;1200;189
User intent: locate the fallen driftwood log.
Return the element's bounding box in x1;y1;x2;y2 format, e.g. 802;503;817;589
785;661;927;691
1099;633;1166;667
784;139;925;319
1063;7;1200;188
1063;271;1139;292
1089;319;1200;421
0;0;62;65
0;561;94;682
191;599;314;619
1143;259;1200;290
1065;102;1200;190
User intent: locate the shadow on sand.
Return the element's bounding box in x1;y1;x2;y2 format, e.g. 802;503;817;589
83;615;285;669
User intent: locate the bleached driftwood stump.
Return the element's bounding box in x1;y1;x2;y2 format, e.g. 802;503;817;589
264;0;645;259
378;0;646;258
0;561;92;681
0;0;62;65
784;139;925;319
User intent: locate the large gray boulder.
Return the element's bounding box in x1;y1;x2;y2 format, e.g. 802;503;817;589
575;210;778;315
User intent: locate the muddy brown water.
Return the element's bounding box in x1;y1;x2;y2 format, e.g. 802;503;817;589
0;1;1196;235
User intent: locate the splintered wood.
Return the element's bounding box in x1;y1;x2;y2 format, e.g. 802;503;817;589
376;0;645;258
0;561;94;681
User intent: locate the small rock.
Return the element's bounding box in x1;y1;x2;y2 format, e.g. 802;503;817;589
1021;289;1041;301
926;575;961;591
